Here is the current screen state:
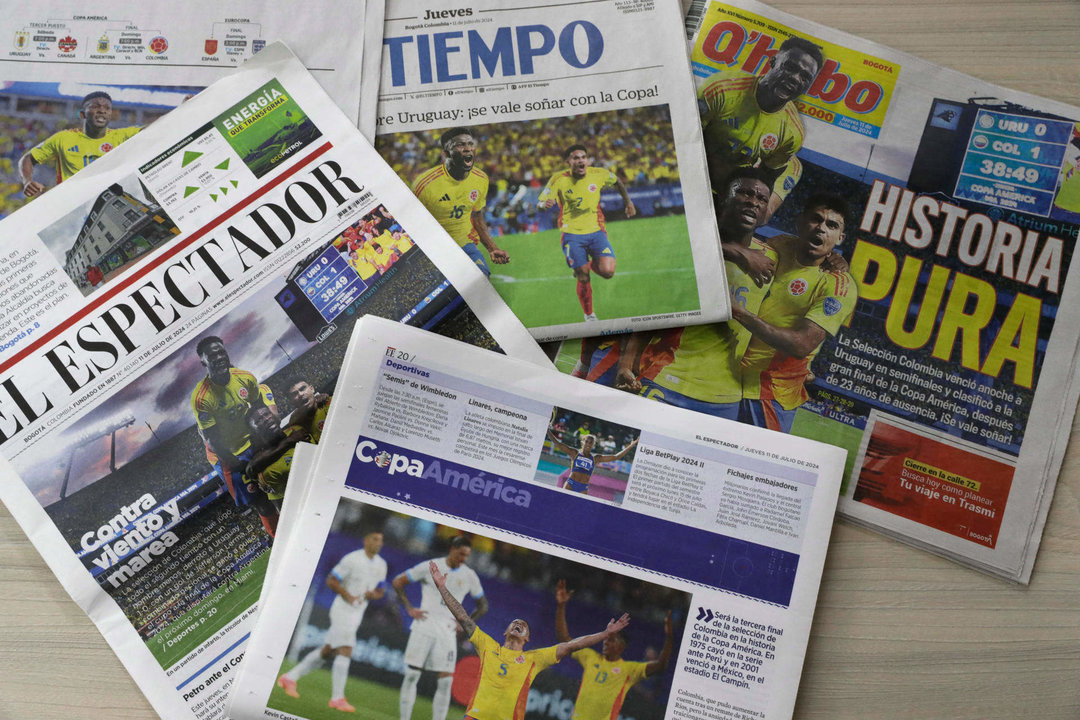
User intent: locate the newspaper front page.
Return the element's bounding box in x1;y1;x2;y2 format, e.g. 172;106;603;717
229;315;846;720
374;0;726;342
0;0;379;221
0;43;548;719
556;0;1080;582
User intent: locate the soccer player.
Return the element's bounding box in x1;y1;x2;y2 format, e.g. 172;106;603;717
699;37;824;219
539;144;636;321
19;91;141;197
244;404;306;509
546;427;638;495
395;536;488;720
412;127;510;275
277;531;388;712
612;168;777;420
190;335;278;536
286;380;332;444
554;579;672;720
428;561;630;720
735;193;859;432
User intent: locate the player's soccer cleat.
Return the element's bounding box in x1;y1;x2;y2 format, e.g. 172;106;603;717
277;674;300;698
328;697;356;712
570;360;588;378
584;313;598;321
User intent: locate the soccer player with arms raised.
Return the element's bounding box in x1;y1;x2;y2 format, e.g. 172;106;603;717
539;144;636;321
412;128;509;275
429;563;630;720
20;91;140;197
546;427;638;495
699;37;824;220
735;193;858;432
555;580;672;720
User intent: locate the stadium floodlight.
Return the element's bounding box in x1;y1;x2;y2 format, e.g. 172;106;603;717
59;413;138;500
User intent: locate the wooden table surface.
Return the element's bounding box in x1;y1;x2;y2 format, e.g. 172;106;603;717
2;1;1079;718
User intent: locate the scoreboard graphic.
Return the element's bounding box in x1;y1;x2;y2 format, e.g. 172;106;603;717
296;245;370;323
909;98;1077;218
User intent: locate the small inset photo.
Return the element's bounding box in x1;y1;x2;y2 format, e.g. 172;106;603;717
537;407;641;504
38;173;181;296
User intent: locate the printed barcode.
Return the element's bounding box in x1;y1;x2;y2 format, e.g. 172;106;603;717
684;0;707;40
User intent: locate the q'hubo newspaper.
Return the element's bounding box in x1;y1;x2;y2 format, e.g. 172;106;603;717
0;0;380;222
556;0;1080;582
227;315;845;720
0;43;549;719
373;0;726;342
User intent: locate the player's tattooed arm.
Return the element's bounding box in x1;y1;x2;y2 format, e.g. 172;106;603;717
646;611;674;676
203;424;243;471
555;613;630;661
554;579;574;643
471;595;489;622
614;176;636;218
18;152;45;197
246;427;308;477
731;305;827;359
327;574;359;605
392;572;427;619
722;241;775;288
614;332;652;393
472;210;509;264
429;561;476;637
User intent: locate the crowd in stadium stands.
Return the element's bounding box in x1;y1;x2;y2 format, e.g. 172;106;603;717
333;207;416;280
376;107;680;236
0;97;166;219
102;499;270;640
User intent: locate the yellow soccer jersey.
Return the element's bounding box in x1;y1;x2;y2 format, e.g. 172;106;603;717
699;69;805;191
349;250;378;280
570;648;649;720
466;627;560;720
1054;152;1080;213
191;368;261;456
645;238;777;403
741;235;858;410
258;442;296;500
29;126;141;183
412;165;489;246
539;166;617;235
292;396;331;444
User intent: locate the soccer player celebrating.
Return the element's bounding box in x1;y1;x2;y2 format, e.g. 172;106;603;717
546;427;638;495
539;144;636;321
613;168;777;420
277;531;388;712
735;193;859;432
699;37;824;219
244;404;307;510
412;127;509;275
428;562;630;720
395;536;488;720
19;91;141;197
190;336;279;536
286;379;331;444
555;579;672;720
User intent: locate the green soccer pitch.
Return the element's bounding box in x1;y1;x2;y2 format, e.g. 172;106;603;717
790;409;864;493
268;663;467;720
148;551;270;668
488;215;699;328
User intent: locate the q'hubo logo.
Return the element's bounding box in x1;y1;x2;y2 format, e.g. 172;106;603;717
355;440;531;507
692;7;900;138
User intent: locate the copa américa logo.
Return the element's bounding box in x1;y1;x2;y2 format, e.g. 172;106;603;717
355;439;532;507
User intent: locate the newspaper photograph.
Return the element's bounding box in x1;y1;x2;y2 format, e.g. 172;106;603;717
0;0;378;222
373;0;726;342
229;315;846;720
554;0;1080;581
0;43;548;719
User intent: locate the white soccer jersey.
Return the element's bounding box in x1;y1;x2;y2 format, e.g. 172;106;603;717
406;557;484;633
329;549;388;615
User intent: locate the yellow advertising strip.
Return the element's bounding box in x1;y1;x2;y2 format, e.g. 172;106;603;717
691;3;900;138
903;457;981;492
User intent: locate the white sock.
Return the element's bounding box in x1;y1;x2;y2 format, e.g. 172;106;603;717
286;648;324;681
432;675;454;720
331;654;350;700
399;667;421;719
